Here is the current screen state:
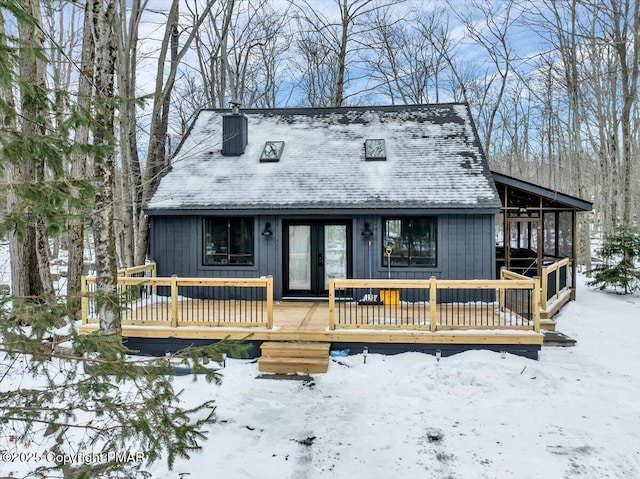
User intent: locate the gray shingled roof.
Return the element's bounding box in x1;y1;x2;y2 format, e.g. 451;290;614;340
145;104;501;213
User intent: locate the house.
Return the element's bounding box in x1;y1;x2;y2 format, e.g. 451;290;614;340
145;103;503;297
79;103;593;365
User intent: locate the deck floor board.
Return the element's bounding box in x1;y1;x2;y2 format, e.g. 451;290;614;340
82;300;542;346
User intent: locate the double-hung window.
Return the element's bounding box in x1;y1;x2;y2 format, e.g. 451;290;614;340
203;218;254;265
383;217;437;267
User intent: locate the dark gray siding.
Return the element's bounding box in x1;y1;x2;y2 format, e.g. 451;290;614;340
150;213;495;299
351;214;494;281
150;214;283;294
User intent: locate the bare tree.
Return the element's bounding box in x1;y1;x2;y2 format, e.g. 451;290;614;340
114;0;146;267
363;7;453;104
187;0;291;112
449;0;519;159
132;0;219;266
607;0;639;224
90;0;120;334
292;0;404;107
66;0;95;316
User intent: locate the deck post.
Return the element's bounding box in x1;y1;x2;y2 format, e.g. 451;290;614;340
80;276;88;324
533;277;541;333
499;267;506;311
170;275;178;328
429;276;437;332
151;262;157;296
266;276;274;329
328;278;336;330
540;266;548;311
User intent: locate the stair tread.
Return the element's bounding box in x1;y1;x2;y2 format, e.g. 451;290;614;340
258;356;329;374
261;341;330;351
258;357;328;365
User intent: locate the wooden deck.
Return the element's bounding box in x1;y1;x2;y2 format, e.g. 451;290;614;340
80;301;543;346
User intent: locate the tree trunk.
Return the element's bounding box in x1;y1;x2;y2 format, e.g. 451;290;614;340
134;0;218;266
116;0;145;267
333;0;349;107
7;0;51;300
612;0;639;224
67;1;95;318
91;0;120;335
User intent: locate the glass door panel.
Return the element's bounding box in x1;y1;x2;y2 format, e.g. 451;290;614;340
284;220;351;296
324;225;347;290
288;225;311;290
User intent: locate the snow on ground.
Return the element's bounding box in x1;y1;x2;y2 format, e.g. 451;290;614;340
0;242;10;287
143;275;639;479
1;273;638;478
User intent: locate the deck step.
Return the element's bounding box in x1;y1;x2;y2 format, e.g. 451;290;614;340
258;341;331;374
260;341;330;358
540;319;557;331
258;357;329;374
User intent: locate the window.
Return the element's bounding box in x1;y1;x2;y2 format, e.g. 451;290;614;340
383;217;437;267
203;218;254;265
365;139;386;160
260;141;284;162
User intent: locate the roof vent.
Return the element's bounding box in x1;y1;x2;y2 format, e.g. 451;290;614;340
365;139;386;161
222;102;248;156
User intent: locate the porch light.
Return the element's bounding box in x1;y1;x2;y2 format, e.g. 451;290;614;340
363;346;368;364
361;222;373;237
261;222;273;237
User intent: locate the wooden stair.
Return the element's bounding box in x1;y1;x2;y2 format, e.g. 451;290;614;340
258;341;330;374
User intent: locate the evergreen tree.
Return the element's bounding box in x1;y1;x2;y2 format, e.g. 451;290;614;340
0;3;247;478
0;299;247;478
588;223;640;294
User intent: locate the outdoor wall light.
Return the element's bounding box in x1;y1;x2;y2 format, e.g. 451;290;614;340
361;222;374;237
261;222;273;237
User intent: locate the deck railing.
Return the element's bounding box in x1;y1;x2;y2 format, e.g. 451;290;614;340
329;277;540;332
117;262;157;278
116;261;158;297
540;258;571;310
81;275;274;329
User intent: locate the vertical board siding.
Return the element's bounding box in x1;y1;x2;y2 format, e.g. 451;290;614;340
150;213;495;299
369;214;494;281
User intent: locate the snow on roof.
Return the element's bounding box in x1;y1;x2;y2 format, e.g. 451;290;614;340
145;104;501;213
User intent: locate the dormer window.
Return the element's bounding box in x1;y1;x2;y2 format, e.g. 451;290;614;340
365;139;386;160
260;141;284;162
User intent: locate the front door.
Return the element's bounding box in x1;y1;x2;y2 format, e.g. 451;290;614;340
283;220;351;297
